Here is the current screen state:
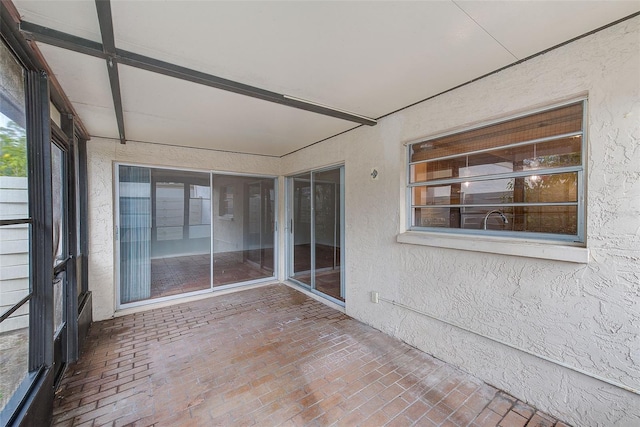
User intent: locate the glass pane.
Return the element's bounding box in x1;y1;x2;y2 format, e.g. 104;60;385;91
314;168;342;301
411;136;582;184
0;223;30;322
51;143;66;265
189;184;212;241
155;181;184;244
0;302;29;413
53;271;65;337
76;255;83;302
119;165;151;304
414;205;578;235
74;141;86;301
413;173;577;206
218;185;234;218
291;174;311;286
0;43;31;413
149;170;210;299
212;175;275;287
410;102;583;162
1;41;27;222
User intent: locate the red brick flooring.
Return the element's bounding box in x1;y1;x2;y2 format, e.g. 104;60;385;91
148;252;274;301
52;284;570;426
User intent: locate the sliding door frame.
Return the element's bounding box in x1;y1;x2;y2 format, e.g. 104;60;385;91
114;163;279;310
286;164;345;306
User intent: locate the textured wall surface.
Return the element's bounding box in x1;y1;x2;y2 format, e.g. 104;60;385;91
86;139;280;321
281;17;640;427
87;16;640;427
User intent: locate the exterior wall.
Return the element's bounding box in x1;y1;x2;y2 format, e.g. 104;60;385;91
86;138;280;321
281;17;639;427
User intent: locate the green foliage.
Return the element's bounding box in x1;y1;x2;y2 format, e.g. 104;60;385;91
0;120;27;177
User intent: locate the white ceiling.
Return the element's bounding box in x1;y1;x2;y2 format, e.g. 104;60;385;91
13;1;640;157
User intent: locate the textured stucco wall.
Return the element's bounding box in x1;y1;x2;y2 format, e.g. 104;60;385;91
86;139;280;321
281;17;639;427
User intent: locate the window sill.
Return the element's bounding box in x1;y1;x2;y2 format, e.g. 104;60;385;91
397;231;589;263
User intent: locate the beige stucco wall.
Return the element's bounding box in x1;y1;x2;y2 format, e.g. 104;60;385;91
281;16;639;427
87;16;639;426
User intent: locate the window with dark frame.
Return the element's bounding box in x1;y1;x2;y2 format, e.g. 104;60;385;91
408;100;585;242
1;10;87;425
0;38;32;420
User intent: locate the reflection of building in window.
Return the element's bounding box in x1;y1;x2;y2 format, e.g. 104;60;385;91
219;185;234;218
189;184;211;239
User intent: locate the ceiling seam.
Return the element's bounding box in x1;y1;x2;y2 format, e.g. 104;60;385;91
92;136;281;158
279;124;363;158
451;0;519;61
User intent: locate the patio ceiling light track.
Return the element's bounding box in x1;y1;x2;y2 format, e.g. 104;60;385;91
95;0;126;144
19;16;377;132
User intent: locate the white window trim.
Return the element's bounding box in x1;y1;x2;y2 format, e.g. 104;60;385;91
397;230;589;263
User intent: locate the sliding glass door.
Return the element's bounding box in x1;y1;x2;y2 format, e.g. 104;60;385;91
313;168;342;301
212;174;275;287
116;166;276;307
288;166;344;303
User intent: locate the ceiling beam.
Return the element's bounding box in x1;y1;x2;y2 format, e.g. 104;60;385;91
19;21;377;127
20;20;106;60
95;0;126;144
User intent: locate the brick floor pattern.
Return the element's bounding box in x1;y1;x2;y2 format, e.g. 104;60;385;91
52;284;572;427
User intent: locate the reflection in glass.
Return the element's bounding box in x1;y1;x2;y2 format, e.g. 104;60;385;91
212;175;275;287
413;173;577;207
53;272;65;337
150;170;211;299
0;305;29;412
410;137;582;184
289;168;344;302
410;102;584;163
119;167;277;304
119;166;151;303
51;143;65;265
0;41;28;221
314;169;342;301
155;181;184;241
413;170;578;235
1;39;31;412
414;205;578;235
0;123;28;222
291;174;311;285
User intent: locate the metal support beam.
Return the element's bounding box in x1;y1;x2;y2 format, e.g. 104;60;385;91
95;0;126;144
19;21;377;127
20;20;106;60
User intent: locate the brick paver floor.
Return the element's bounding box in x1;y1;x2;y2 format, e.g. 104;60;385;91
52;284;571;426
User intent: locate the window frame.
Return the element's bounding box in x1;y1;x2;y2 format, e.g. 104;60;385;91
406;98;587;245
0;61;52;426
